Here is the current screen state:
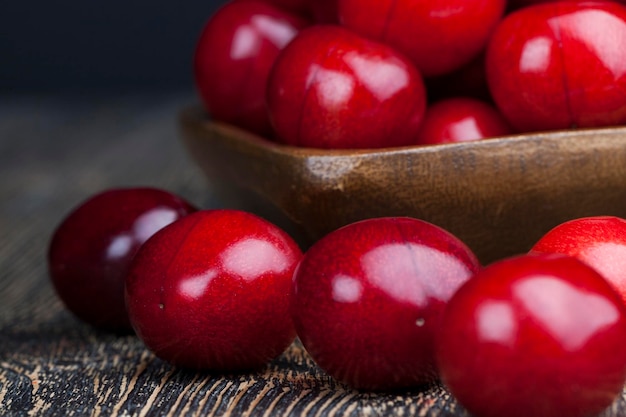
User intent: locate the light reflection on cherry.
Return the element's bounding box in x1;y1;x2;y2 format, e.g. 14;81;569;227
437;254;626;417
267;25;426;149
125;209;302;371
48;188;196;332
291;217;480;390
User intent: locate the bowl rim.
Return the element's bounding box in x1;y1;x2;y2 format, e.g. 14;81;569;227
180;105;626;158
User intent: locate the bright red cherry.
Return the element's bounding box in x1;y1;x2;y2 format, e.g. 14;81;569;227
530;216;626;306
291;217;480;390
338;0;506;77
267;25;427;149
437;254;626;417
415;97;512;145
48;188;196;332
194;0;308;137
125;209;302;371
486;2;626;132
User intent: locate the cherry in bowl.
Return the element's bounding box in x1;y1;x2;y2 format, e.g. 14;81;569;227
47;187;196;332
125;209;302;371
194;0;308;137
415;97;512;145
291;217;480;390
339;0;506;77
267;25;426;149
486;1;626;132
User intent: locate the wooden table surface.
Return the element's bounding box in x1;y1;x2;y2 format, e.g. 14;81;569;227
1;94;625;416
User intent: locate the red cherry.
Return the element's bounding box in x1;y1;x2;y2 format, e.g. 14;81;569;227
48;188;196;332
415;97;512;145
338;0;506;77
291;217;480;390
267;25;427;149
437;254;626;417
194;0;308;137
531;216;626;306
486;2;626;132
125;209;302;371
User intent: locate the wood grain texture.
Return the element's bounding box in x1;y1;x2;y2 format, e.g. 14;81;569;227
181;107;626;264
1;95;626;416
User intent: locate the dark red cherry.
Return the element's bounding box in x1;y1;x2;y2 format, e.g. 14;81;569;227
437;253;626;417
291;217;480;390
125;209;302;371
267;25;426;149
415;97;512;145
48;187;196;332
338;0;506;77
194;0;308;137
486;2;626;131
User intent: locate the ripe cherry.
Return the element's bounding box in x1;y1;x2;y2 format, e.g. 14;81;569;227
338;0;506;77
48;187;196;332
437;253;626;417
267;25;426;149
415;97;512;145
125;209;302;371
194;0;308;137
531;216;626;306
486;2;626;132
291;217;480;390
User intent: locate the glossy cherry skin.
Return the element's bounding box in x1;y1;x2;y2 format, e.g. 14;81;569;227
531;216;626;306
415;97;512;145
338;0;506;77
267;25;427;149
48;188;196;332
194;0;308;137
486;2;626;132
125;209;302;371
291;217;480;390
437;254;626;417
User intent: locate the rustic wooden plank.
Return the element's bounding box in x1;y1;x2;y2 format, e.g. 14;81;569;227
0;95;625;416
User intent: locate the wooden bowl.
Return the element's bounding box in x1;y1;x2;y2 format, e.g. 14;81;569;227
179;105;626;264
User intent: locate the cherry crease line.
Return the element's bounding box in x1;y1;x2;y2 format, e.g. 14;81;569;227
552;4;576;128
381;0;400;42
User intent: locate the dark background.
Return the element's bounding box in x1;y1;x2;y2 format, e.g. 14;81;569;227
1;1;229;94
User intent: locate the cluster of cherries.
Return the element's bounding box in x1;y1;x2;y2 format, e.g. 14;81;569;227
49;187;626;417
195;0;626;149
46;0;626;416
